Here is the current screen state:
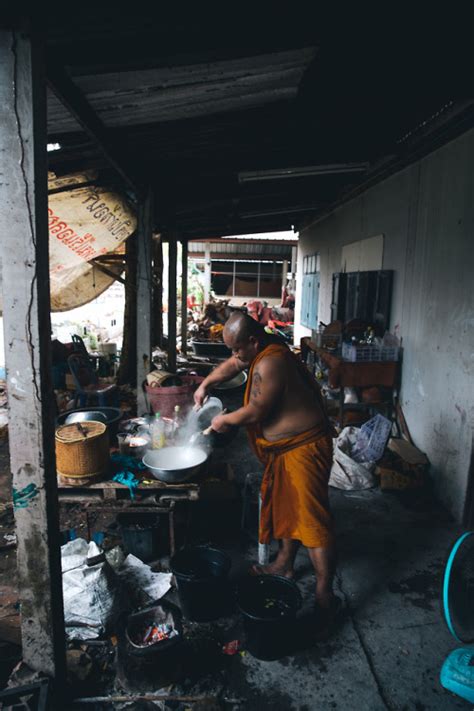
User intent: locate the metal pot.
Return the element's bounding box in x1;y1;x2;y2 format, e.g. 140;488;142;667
56;407;122;438
142;446;208;483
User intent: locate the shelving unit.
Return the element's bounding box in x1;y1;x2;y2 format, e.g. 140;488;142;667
301;337;400;426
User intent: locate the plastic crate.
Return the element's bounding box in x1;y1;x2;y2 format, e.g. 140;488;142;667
342;342;399;362
352;414;392;462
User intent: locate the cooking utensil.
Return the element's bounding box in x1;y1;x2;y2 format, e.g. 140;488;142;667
189;409;228;444
142;446;208;483
58;407;122;439
213;371;248;391
189;396;223;430
66;410;108;426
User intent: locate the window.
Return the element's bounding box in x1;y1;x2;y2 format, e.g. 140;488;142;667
301;253;320;328
211;260;283;298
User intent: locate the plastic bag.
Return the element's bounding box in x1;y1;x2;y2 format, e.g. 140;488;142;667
329;427;376;490
61;538;117;640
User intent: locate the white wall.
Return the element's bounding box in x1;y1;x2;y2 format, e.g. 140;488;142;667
296;128;474;520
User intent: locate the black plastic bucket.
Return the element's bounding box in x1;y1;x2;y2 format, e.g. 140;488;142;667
237;575;302;660
118;513;161;562
170;545;232;621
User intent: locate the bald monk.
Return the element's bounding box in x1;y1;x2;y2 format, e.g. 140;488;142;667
194;313;340;629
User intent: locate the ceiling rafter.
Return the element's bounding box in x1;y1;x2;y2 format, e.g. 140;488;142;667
46;62;142;199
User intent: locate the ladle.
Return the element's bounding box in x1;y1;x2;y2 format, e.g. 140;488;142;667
189;409;227;444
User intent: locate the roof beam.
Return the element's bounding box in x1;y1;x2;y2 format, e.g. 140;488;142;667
46;62;141;198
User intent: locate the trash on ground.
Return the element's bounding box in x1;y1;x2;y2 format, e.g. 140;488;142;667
117;553;172;602
329;426;377;490
61;539;117;641
222;640;241;655
132;622;178;647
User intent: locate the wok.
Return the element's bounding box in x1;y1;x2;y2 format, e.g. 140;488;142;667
143;446;208;483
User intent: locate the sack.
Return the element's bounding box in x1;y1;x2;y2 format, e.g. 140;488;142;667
329;427;376;490
61;538;117;640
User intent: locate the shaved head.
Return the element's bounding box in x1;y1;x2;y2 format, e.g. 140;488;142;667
224;312;265;344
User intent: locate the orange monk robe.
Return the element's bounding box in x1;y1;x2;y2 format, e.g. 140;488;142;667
244;343;335;549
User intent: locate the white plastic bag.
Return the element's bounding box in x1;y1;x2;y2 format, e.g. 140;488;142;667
61;538;117;640
329;427;376;490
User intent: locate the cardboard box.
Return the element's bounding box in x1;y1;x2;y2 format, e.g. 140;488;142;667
376;438;429;491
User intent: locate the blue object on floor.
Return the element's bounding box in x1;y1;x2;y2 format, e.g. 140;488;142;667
440;531;474;702
440;648;474;703
92;531;105;546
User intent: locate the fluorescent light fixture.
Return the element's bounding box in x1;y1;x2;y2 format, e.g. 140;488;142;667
47;142;61;152
240;205;320;219
238;162;369;183
227;231;298;241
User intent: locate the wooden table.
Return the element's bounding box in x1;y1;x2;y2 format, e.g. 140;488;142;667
58;460;232;556
301;337;400;424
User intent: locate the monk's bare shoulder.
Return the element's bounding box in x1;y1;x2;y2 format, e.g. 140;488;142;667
253;354;287;379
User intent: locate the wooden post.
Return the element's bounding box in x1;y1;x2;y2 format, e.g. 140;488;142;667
204;242;211;303
117;234;137;386
0;28;66;677
168;234;178;373
152;235;163;349
181;240;188;356
136;189;153;414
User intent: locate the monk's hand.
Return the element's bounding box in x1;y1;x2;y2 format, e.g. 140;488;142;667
193;383;208;410
211;414;231;433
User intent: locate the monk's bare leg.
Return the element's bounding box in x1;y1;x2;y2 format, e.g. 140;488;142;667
252;538;299;577
307;544;337;608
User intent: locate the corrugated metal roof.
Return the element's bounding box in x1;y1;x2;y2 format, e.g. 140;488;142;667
47;48;315;134
189;242;293;258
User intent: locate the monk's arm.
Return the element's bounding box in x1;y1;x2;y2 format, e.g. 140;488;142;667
194;356;245;406
214;356;285;428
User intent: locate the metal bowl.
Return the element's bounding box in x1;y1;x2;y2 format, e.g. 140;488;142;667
65;410;108;425
56;407;122;437
142;446;208;483
213;371;248;391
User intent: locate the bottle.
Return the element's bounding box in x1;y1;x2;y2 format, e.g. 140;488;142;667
172;405;181;442
151;412;165;449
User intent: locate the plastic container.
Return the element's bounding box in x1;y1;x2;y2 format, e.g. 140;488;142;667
191;341;232;358
145;375;204;418
342;342;399;362
352;413;392;462
118;512;161;562
151;412;165;449
170;545;232;621
237;575;302;660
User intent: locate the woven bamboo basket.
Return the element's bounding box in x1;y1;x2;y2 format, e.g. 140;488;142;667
55;421;109;486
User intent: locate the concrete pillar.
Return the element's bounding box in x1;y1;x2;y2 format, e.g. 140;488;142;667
204;242;211;303
0;27;66;677
136;189;153;414
168;234;178;372
181;240;188;355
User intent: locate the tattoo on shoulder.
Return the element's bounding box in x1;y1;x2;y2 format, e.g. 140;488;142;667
251;370;262;401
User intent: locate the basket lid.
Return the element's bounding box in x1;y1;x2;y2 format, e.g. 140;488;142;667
55;420;107;443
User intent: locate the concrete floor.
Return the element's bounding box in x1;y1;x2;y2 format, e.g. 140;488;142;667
0;391;471;709
170;389;472;711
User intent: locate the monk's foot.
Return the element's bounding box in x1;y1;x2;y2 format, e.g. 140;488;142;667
313;595;343;641
249;562;294;579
